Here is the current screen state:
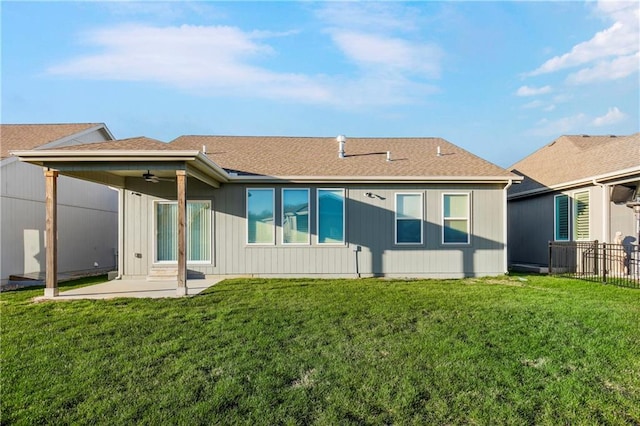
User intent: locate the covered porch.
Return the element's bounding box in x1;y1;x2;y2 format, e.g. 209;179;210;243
13;139;230;297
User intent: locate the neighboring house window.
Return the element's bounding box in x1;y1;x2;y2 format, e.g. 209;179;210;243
443;193;470;244
247;189;275;244
574;191;590;241
282;188;310;244
395;193;423;244
317;189;345;244
554;194;570;241
155;201;211;262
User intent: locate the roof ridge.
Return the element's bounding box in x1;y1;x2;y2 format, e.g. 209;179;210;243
0;122;103;127
173;135;445;139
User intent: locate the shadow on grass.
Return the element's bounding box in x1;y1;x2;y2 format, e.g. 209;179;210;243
6;275;109;293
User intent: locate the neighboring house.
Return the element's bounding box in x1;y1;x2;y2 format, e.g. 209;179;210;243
507;133;640;269
1;123;118;286
14;134;521;296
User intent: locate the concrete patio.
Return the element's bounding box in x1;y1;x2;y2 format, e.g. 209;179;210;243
33;277;230;301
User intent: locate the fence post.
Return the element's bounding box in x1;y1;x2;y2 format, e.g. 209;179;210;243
548;242;553;275
602;242;607;284
593;240;599;276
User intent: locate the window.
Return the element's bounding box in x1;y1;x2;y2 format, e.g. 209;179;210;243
155;201;211;262
317;189;345;244
443;193;470;244
395;193;423;244
282;189;309;244
554;194;570;241
574;191;590;241
247;189;275;244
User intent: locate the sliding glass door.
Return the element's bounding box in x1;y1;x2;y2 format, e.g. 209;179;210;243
155;201;211;263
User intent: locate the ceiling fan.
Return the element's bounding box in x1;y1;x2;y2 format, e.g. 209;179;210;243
142;170;174;183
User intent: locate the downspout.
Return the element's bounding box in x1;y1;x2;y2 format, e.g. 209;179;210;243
593;179;609;242
503;179;514;274
116;188;124;279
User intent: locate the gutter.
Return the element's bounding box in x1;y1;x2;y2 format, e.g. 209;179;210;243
592;178;610;243
503;179;514;274
227;175;523;184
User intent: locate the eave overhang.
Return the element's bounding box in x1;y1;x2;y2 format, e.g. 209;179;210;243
12;149;522;187
508;166;640;200
11;149;229;189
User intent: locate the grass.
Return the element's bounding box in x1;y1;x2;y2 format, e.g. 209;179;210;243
2;275;639;425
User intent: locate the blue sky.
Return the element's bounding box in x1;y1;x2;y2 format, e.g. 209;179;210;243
2;1;638;167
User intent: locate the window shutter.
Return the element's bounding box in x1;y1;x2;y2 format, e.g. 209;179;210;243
555;195;569;241
574;191;590;240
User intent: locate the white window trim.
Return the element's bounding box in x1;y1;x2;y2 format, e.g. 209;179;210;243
573;190;590;241
316;188;346;245
152;199;212;264
394;192;424;245
442;192;471;245
281;188;310;245
553;194;570;242
246;188;276;245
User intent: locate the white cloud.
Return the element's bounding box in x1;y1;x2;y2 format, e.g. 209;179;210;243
48;24;333;103
47;20;441;108
531;113;588;136
527;0;639;83
314;2;421;33
522;100;544;109
516;85;552;96
592;107;627;126
566;52;640;84
330;31;442;78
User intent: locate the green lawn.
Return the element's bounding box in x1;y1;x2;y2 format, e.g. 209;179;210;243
2;275;639;425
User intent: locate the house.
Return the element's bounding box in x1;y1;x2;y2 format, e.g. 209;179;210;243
507;133;640;269
13;134;521;296
1;123;118;288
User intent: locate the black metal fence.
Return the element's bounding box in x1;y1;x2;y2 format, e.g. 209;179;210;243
549;241;640;289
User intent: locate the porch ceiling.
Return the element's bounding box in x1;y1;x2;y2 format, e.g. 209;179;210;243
11;150;229;189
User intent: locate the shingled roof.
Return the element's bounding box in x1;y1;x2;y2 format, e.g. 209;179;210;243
170;135;518;179
52;136;171;151
0;123;104;159
509;133;640;195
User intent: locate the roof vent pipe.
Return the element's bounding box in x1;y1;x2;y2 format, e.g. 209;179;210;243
337;134;347;159
437;146;442;157
202;145;207;154
386;151;391;162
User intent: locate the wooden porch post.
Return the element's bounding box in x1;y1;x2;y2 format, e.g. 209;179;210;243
176;170;188;296
44;170;59;297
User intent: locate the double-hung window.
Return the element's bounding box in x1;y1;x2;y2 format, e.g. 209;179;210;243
282;189;310;244
443;193;470;244
317;189;345;244
395;193;423;244
247;189;275;244
155;200;211;262
554;194;570;241
573;191;590;241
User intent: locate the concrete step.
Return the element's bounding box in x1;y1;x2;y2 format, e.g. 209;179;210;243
147;268;178;281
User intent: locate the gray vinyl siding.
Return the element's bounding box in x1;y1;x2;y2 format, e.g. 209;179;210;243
508;193;554;266
1;129;118;283
508;181;638;267
122;180;507;278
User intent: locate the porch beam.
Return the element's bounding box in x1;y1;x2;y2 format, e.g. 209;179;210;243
176;170;188;296
186;164;220;188
44;170;59;297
